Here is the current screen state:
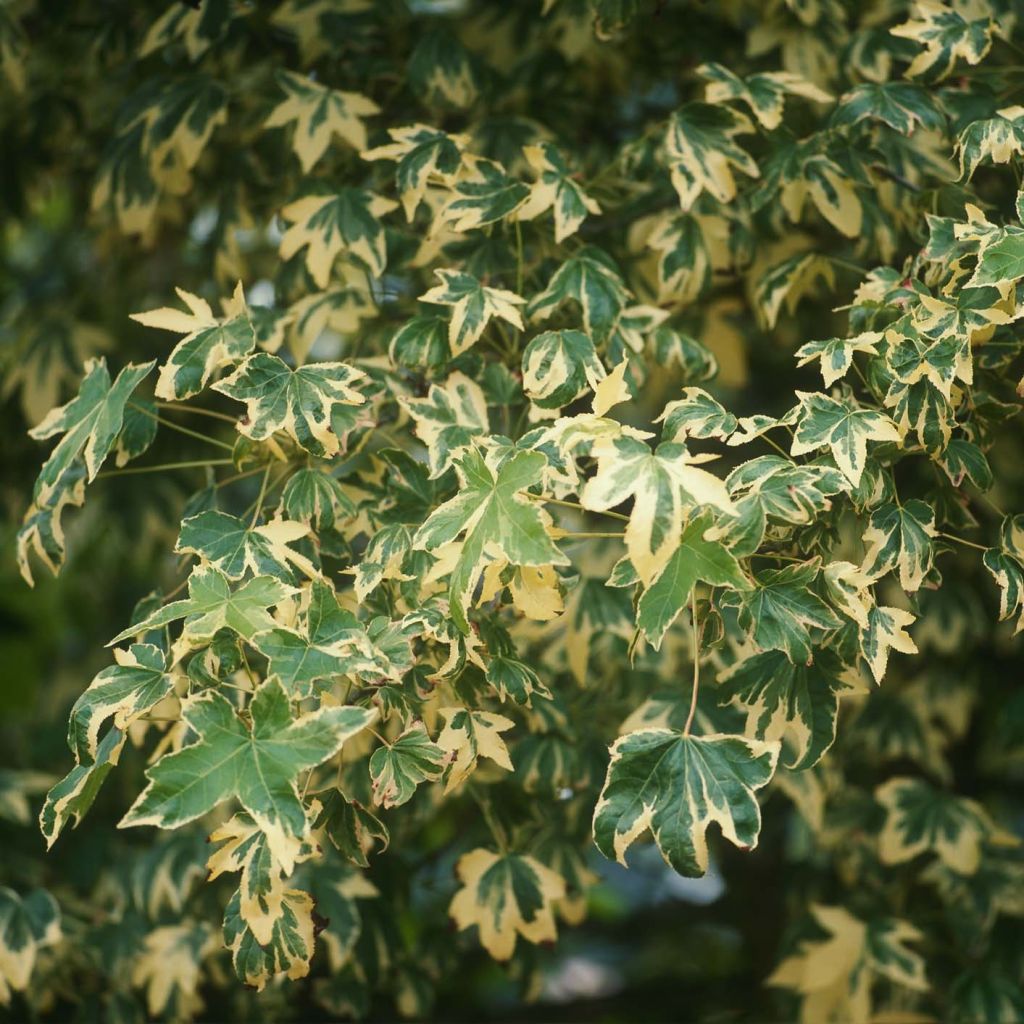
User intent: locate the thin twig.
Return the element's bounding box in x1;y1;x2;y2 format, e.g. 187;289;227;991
683;586;700;738
129;402;235;452
97;459;232;478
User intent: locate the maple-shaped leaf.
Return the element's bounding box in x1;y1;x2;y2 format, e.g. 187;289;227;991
314;791;390;869
437;156;529;232
754;252;836;330
892;3;994;80
644;212;712;304
436;706;514;791
769;905;927;1020
251;580;382;698
109;566;297;652
699;62;830;130
486;654;552;706
407;26;479;108
0;888;61;1005
120;677;376;867
17;462;86;586
279;189;397;287
131;284;253;401
593;730;779;876
368;722;445;809
983;514;1024;632
717;648;856;770
449;848;565;960
937;438;993;491
401;371;489;478
67;643;177;764
795;331;882;388
831;81;945;135
860;604;917;683
861;500;937;592
361;123;467;221
664;102;758;212
130;921;216;1018
27;357;155;503
636;513;752;649
582;436;736;587
176;511;318;582
282;468;356;530
418;269;524;357
516;142;601;242
521;329;606;409
734;561;843;665
212;353;366;457
207;811;316;947
657;387;738;442
413;448;569;632
876;777;1015;876
264;70;379;172
966;222;1024;290
526;246;630;345
223;885;315;991
791;391;902;486
727;456;847;526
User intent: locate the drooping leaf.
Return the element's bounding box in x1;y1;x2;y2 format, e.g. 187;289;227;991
593;730;779;876
521;329;606;409
860;604;918;683
436;706;514;791
717;648;855;770
861;500;937;592
517;142;601;242
27;357;155;502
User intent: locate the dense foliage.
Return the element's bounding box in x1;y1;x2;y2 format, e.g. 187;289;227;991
4;0;1024;1019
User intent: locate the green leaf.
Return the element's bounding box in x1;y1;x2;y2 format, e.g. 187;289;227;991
251;580;383;698
967;223;1024;289
958;107;1024;181
67;643;176;763
368;722;445;809
121;678;375;866
861;500;937;592
859;604;918;683
418;269;524;357
27;357;155;502
664;102;758;211
17;462;86;586
0;888;61;1001
700;62;831;129
657;387;738;442
795;331;882;388
727;456;847;525
265;70;379;172
983;514;1024;632
526;246;630;345
109;566;296;651
223;886;315;991
407;27;479;109
279;188;397;287
831;82;944;135
517;142;601;243
717;648;855;769
521;329;606;409
581;436;736;586
212;353;366;457
593;730;779;876
892;3;994;79
485;655;552;706
131;285;254;402
39;728;126;849
449;848;565;961
314;791;389;868
402;371;489;479
436;706;515;791
176;510;317;582
791;391;902;486
636;513;752;649
389;315;451;371
282;468;356;529
413;448;569;632
876;777;1012;875
437;156;529;232
361;123;466;221
734;561;842;665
